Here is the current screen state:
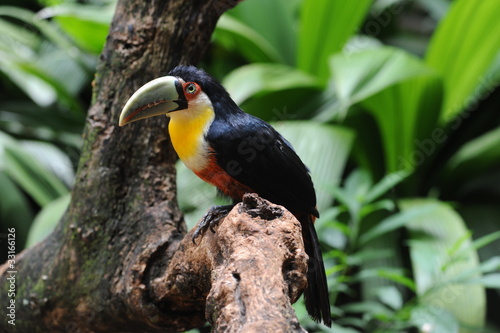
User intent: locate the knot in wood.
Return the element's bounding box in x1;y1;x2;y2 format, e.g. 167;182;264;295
240;193;284;220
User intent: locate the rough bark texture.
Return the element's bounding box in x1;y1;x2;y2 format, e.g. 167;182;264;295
0;0;243;332
153;194;309;333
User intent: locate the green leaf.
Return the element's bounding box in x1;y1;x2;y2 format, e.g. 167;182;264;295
25;193;70;247
0;171;33;247
425;0;500;121
343;169;372;203
445;127;500;181
56;17;109;54
332;48;444;172
17;54;86;112
215;15;285;64
324;47;437;122
0;131;68;206
359;231;409;306
319;220;349;250
471;232;500;254
236;86;323;122
297;0;372;83
0;6;92;111
360;203;438;245
222;63;320;105
411;306;459;333
330;169;372;219
0;17;39;47
458;205;500;273
478;257;500;274
0;6;91;69
364;170;410;203
362;74;443;172
41;2;115;54
332;186;361;222
0;57;58;107
359;199;395;219
401;199;486;333
330;324;361;333
350;248;393;265
342;300;394;317
465;274;500;289
21;140;75;187
0;101;84;145
442;256;500;286
224;0;299;65
376;285;403;310
376;270;416;292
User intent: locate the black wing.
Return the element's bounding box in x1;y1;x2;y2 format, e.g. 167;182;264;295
206;112;318;217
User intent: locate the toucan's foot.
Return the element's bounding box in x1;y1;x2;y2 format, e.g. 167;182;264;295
192;205;234;243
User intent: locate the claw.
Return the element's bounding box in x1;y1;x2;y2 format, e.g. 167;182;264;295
192;204;234;244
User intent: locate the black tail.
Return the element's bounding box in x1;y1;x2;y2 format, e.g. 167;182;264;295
302;214;332;327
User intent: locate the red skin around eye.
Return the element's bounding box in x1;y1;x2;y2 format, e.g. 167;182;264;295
182;82;201;101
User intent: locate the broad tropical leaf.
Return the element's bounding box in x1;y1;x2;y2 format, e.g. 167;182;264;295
362;74;443;172
223;63;320;105
0;131;68;207
42;2;115;54
445;126;500;181
0;172;33;243
425;0;500;121
25;193;70;247
401;199;486;333
323;47;436;121
223;0;299;65
297;0;372;83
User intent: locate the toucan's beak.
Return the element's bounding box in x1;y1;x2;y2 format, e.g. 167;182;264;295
119;76;188;126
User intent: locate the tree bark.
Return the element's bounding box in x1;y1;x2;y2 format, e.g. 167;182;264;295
0;0;244;332
153;193;309;333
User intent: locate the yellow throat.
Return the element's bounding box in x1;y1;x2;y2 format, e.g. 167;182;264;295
167;106;215;171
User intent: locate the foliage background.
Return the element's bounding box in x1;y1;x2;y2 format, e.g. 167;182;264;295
1;0;499;332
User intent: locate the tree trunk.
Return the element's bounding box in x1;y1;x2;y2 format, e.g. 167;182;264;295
0;0;243;332
1;0;311;332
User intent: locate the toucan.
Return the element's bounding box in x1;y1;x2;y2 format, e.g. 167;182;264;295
119;65;331;327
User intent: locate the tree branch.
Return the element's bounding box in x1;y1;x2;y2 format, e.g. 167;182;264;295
153;194;309;333
0;0;242;332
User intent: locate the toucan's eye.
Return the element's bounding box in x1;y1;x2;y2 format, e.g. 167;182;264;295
185;83;198;94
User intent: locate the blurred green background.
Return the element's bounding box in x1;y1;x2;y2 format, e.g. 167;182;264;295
1;0;500;332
